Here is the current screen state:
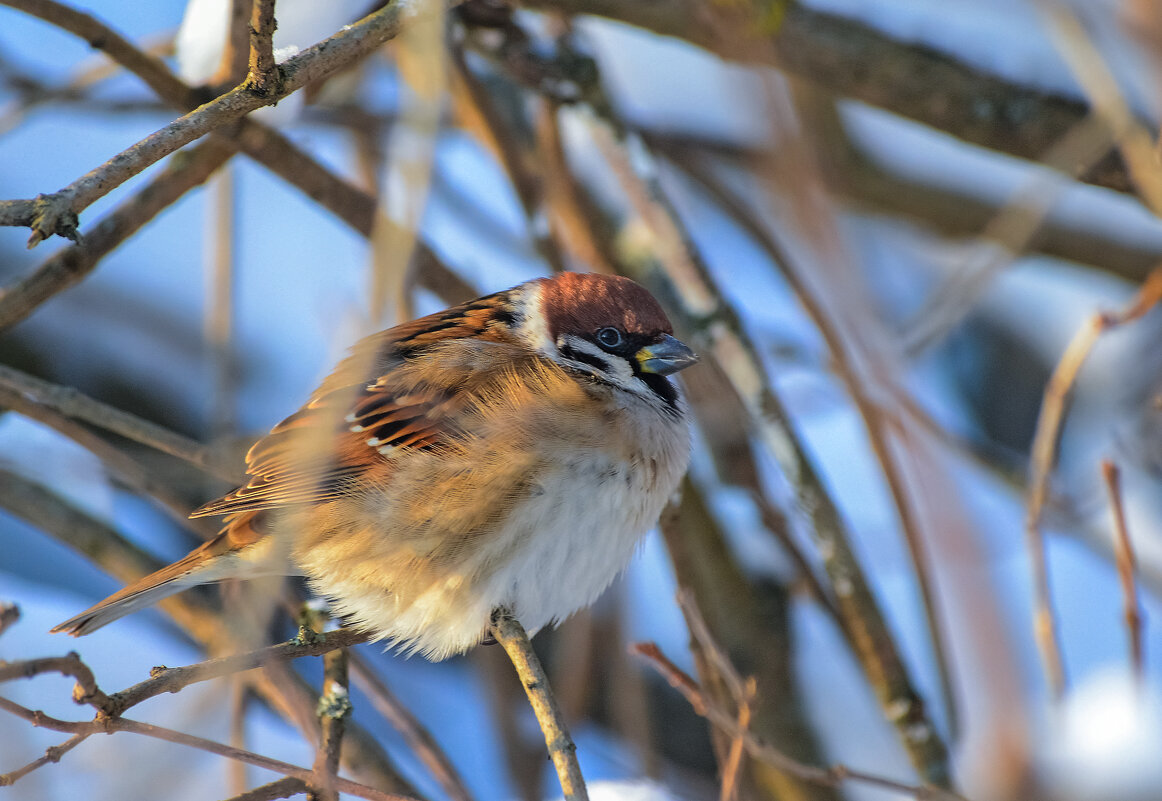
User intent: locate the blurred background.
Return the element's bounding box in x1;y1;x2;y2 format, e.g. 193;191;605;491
2;0;1162;799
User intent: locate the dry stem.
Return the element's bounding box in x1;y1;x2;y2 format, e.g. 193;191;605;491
1026;269;1162;698
1100;460;1146;678
631;642;967;801
489;609;588;801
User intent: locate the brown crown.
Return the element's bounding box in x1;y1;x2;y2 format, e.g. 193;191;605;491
537;272;673;341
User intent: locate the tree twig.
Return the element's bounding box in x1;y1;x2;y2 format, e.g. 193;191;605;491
1;0;406;247
0;733;89;787
631;642;968;801
348;651;475;801
488;609;588;801
518;0;1136;197
104;628;371;718
0;603;19;638
310;645;352;801
0;695;411;801
0;137;236;332
0;363;242;482
223;776;308;801
1026;269;1162;698
1100;460;1146;678
247;0;282;96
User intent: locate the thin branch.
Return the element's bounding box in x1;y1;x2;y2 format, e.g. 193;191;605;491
489;609;588;801
578;94;952;784
0;733;89;787
720;677;756;801
3;0;464;326
310;645;352;801
247;0;282;96
348;652;475;801
224;777;308;801
1100;460;1146;678
0;137;236;332
0;383;220;532
1;0;406;247
0;363;242;483
215;0;254;86
0;696;412;801
104;628;371;718
518;0;1136;197
0;603;19;637
631;643;968;801
0;652;110;712
1026;269;1162;698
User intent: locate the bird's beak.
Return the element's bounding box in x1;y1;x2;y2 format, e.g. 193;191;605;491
636;334;698;376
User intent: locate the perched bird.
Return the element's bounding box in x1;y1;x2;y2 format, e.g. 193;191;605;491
53;272;697;659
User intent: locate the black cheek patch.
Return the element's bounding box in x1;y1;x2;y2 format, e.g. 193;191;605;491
559;344;610;372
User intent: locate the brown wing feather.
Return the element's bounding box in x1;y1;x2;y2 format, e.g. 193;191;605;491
192;291;517;520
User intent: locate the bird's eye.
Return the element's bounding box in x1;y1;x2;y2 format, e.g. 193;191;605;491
595;327;624;349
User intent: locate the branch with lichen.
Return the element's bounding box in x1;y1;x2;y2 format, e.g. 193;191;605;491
489;609;588;801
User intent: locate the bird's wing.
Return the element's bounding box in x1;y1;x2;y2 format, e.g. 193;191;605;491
192;293;519;518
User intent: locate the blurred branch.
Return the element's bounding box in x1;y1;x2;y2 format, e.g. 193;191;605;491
0;694;410;801
0;603;20;637
1100;460;1146;678
0;467;224;644
654;128;959;741
348;652;475;801
520;0;1140;197
0;363;243;483
660;481;839;801
489;609;588;801
449;39;568;272
0;472;416;794
632;642;967;801
0;0;407;248
1026;269;1162;698
584;109;953;786
0;376;220;533
1035;0;1162;213
0;138;235;332
224;776;308;801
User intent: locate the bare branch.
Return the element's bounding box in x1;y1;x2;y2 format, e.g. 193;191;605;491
0;695;413;801
104;628;371;718
1;0;406;247
1026;269;1162;698
489;609;588;801
0;604;19;638
0;363;242;482
0;652;110;712
631;642;968;801
310;645;351;801
247;0;282;97
348;652;475;801
0;733;89;787
1100;460;1147;678
0;138;235;332
519;0;1136;197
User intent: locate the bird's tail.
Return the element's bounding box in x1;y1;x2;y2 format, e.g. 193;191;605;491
52;515;274;636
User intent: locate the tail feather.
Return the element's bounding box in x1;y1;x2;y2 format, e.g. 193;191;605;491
52;516;277;636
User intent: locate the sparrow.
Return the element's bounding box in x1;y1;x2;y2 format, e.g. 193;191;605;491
53;272;697;659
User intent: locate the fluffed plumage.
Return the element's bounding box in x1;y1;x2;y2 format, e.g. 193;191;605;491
53;272;697;658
